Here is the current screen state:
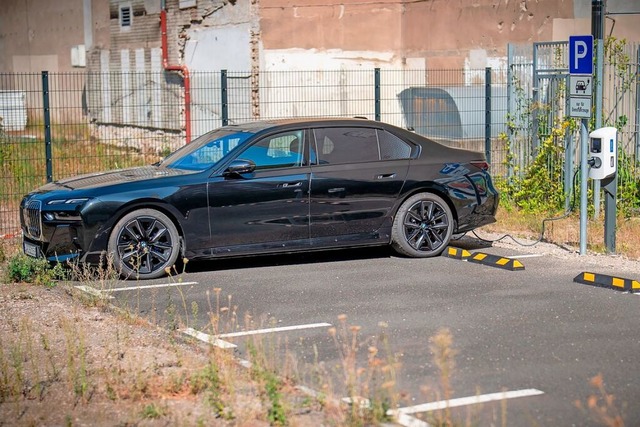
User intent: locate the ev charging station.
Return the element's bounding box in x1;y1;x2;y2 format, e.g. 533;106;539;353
588;127;617;180
569;33;617;255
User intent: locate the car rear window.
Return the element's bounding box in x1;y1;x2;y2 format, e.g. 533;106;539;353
312;127;411;165
378;130;412;160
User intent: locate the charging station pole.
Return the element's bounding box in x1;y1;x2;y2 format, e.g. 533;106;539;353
592;0;604;218
593;0;617;253
601;154;617;253
569;35;594;255
579;121;589;255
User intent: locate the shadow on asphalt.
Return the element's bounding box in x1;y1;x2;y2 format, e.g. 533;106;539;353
183;235;494;274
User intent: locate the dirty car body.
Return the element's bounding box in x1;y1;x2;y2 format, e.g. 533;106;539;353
20;118;499;279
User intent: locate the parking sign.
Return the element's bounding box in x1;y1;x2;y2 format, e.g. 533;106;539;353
569;35;593;75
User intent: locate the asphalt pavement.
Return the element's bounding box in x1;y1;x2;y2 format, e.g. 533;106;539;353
81;238;640;426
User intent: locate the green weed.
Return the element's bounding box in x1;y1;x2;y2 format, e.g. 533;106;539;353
4;253;63;286
61;317;92;403
247;339;288;426
140;402;167;419
189;360;232;419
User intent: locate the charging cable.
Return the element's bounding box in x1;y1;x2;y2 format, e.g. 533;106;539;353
469;167;582;247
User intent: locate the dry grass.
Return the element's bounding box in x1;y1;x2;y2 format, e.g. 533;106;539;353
0;281;331;426
575;374;626;427
483;208;640;261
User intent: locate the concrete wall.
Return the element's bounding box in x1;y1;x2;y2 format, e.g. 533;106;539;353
258;0;640;78
1;0;638;135
3;0;639;75
0;0;85;73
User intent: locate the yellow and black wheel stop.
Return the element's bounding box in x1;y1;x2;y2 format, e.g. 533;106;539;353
573;272;640;293
467;252;525;271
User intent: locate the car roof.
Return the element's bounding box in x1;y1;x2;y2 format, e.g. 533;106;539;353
223;117;380;133
218;117;484;161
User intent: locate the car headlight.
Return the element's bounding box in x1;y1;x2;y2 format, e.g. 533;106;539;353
44;198;91;221
47;198;91;205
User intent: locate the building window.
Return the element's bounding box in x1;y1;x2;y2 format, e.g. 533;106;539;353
120;4;132;30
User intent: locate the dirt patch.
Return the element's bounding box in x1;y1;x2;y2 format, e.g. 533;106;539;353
0;283;332;426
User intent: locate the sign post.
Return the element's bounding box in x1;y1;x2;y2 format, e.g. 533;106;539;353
569;35;593;255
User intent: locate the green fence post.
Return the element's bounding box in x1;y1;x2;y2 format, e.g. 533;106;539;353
636;45;640;162
42;71;53;183
221;69;228;126
485;67;492;164
374;68;381;121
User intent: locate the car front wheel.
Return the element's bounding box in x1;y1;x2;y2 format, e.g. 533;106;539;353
108;209;180;279
391;192;454;258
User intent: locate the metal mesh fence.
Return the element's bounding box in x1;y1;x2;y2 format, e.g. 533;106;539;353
0;62;637;236
603;41;640;214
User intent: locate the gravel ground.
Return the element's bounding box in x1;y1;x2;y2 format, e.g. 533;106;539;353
478;230;640;275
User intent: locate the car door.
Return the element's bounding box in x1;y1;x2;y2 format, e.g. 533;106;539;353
207;130;311;255
309;126;412;244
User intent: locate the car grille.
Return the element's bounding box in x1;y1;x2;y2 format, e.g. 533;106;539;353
23;200;43;240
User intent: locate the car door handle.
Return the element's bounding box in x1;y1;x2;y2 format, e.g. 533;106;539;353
375;173;396;179
279;182;302;188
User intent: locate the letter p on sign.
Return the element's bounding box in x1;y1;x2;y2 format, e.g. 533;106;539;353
569;35;593;75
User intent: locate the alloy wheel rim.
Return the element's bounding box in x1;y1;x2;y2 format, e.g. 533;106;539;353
116;216;174;274
402;200;449;252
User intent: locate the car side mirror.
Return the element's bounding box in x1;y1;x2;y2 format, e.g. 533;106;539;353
225;159;256;176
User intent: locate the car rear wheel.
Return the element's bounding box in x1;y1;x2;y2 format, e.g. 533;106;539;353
108;209;180;279
391;192;453;258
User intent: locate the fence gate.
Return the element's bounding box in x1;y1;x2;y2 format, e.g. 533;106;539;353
532;41;575;210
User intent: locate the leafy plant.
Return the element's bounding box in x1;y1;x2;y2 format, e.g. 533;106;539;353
247;339;288;426
616;150;640;217
264;369;287;425
500;119;573;213
5;253;62;286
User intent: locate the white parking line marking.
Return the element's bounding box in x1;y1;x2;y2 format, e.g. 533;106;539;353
238;359;252;369
181;322;332;350
217;322;332;338
396;388;544;415
105;281;199;292
506;254;544;259
392;412;431;427
75;285;114;299
181;327;237;349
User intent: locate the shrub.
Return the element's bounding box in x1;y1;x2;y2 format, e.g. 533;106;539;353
5;254;63;286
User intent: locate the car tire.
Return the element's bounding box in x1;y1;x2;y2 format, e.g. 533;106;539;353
108;209;180;279
391;192;454;258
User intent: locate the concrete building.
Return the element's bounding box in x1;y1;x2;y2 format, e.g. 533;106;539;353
1;0;639;74
0;0;638;136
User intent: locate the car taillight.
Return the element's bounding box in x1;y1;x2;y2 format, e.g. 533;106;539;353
470;161;490;171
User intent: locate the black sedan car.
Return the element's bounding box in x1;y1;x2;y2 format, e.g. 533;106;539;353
20;118;498;279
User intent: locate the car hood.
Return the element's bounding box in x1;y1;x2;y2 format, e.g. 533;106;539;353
37;166;196;191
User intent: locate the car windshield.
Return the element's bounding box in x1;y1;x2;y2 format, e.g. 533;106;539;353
160;129;255;171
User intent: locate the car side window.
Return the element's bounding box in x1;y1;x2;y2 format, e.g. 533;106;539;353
313;127;379;165
378;130;412;160
238;131;305;170
169;135;245;170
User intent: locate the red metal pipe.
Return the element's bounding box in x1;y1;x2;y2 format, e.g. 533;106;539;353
160;9;192;143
